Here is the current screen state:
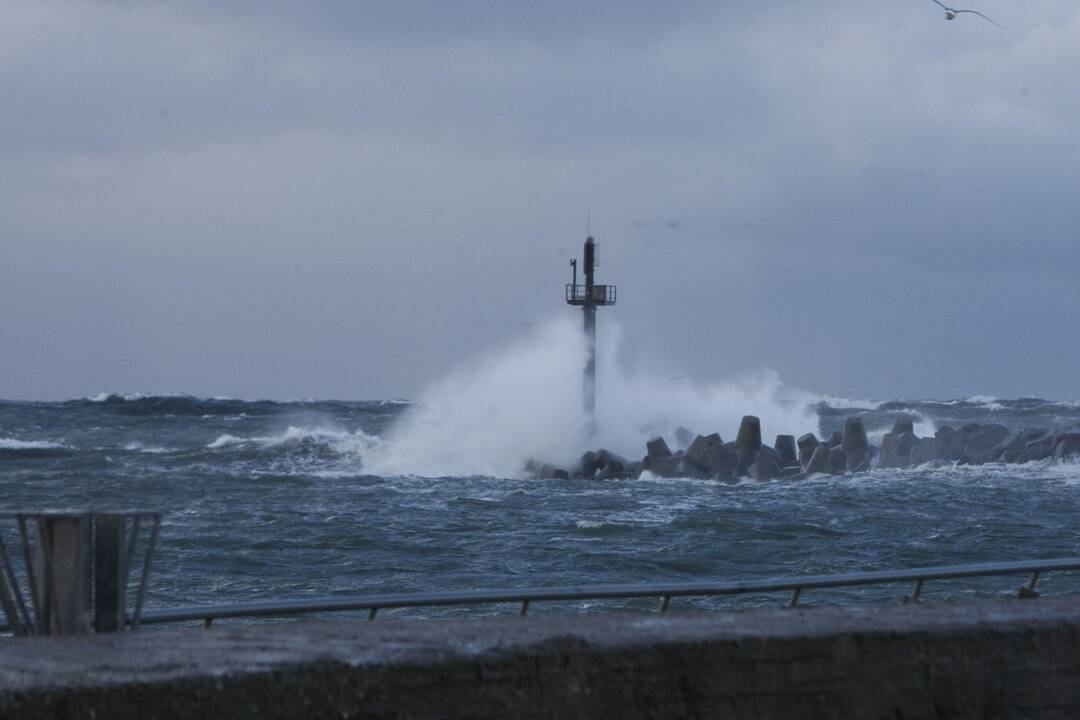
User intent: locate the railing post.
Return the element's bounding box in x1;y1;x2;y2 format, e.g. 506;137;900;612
0;569;20;636
904;578;925;604
0;533;31;636
1018;571;1040;599
519;600;530;616
660;595;671;613
787;587;801;608
16;516;41;633
130;515;161;630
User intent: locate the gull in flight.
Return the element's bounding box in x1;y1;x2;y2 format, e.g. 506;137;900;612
931;0;1004;28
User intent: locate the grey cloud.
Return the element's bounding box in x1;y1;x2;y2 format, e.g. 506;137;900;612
3;1;1080;401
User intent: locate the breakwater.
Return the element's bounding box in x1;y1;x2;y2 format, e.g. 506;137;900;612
4;596;1080;718
537;414;1080;481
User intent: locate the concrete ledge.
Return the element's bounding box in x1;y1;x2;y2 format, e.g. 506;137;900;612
4;596;1080;718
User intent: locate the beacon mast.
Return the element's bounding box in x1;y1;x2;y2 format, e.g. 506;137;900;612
566;237;616;436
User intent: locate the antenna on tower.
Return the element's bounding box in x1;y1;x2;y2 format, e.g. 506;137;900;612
586;206;592;237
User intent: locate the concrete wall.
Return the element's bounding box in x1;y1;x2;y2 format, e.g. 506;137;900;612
4;596;1080;718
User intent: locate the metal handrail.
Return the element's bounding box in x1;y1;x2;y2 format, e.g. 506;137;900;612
565;284;617;305
0;511;162;636
4;557;1078;633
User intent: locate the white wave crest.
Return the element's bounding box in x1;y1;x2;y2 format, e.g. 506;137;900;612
574;520;621;530
123;441;172;454
86;392;187;402
912;416;937;438
865;413;937;445
206;426;381;455
963;395;1005;411
818;395;883;411
0;437;67;450
206;434;244;449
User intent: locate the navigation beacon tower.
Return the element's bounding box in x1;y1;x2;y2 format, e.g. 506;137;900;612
566;237;616;436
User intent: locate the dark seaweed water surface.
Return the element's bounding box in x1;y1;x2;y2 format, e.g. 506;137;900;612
3;393;1080;621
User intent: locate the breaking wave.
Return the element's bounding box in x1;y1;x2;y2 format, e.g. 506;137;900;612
122;441;173;454
0;437;73;458
363;317;822;478
206;426;382;456
0;437;67;450
818;395;882;411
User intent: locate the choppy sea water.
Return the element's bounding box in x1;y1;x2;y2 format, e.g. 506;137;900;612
3;393;1080;621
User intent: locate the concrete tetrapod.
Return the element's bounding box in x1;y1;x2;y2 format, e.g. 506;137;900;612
841;417;870;472
774;435;797;468
735;416;762;473
804;445;830;475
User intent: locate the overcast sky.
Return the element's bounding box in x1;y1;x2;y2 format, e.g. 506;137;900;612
3;1;1079;402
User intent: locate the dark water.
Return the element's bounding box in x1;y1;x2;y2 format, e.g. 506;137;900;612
3;393;1080;621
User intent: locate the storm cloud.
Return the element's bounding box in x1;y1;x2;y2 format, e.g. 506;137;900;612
2;1;1079;401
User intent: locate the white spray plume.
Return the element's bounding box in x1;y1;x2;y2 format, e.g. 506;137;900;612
365;317;821;478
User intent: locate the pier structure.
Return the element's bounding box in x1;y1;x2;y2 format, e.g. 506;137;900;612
566;237;616;436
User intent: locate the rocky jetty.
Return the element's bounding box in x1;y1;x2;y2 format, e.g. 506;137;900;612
527;415;1080;481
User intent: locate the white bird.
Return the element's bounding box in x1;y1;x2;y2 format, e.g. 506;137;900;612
931;0;1004;28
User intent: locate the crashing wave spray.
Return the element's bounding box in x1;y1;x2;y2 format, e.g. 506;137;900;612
364;319;586;478
365;317;823;478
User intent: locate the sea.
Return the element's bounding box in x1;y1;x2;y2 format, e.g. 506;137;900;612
4;389;1080;622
